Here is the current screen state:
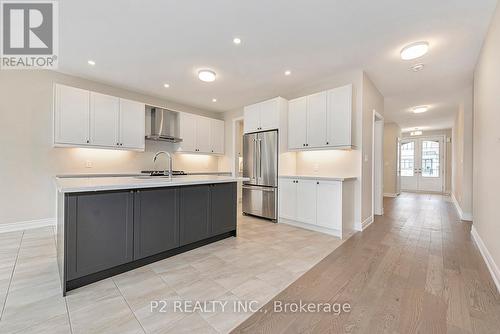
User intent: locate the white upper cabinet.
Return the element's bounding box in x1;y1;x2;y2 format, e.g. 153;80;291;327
196;116;211;153
54;84;145;151
119;99;145;150
288;97;307;149
243;103;261;133
90;92;119;147
55;84;90;145
210;119;225;154
288;84;352;150
243;97;284;133
306;91;328;148
259;98;279;131
327;84;352;147
179;112;197;152
178;113;224;154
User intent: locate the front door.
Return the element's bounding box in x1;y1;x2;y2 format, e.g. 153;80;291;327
400;137;444;193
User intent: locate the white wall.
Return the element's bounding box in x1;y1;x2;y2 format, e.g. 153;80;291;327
360;73;385;223
452;87;474;217
473;1;500;280
0;71;222;225
383;122;401;196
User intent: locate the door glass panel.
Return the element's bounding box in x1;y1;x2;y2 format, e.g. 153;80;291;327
421;140;440;177
400;142;415;176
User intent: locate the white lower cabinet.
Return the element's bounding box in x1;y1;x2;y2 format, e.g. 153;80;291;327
316;181;342;230
279;178;297;220
279;177;354;238
295;179;317;225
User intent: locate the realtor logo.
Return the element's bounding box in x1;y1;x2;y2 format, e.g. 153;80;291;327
1;0;58;69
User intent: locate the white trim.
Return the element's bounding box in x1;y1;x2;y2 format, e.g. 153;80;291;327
471;226;500;293
279;218;342;238
451;192;473;221
383;193;398;197
231;116;244;177
358;215;374;231
0;218;56;234
372;111;384;217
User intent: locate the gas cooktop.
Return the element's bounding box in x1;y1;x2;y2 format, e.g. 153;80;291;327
141;170;187;177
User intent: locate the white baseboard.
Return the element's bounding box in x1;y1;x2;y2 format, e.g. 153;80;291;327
0;218;56;234
279;218;342;238
383;193;397;197
471;226;500;293
359;215;374;231
451;193;473;221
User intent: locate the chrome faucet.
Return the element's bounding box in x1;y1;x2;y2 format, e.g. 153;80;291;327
153;151;173;180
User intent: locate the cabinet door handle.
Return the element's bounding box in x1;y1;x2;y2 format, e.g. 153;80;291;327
86;140;90;144
326;142;329;145
317;182;319;185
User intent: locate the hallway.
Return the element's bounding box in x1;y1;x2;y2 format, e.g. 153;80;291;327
234;193;500;333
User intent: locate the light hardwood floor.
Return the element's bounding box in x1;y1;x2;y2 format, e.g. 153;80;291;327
233;193;500;334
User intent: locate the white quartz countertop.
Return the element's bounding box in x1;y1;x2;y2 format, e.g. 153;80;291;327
279;175;357;181
56;175;248;193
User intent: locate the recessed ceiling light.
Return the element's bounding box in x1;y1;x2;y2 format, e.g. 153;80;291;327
87;60;96;66
212;98;217;102
400;41;429;60
163;83;170;88
198;69;216;82
233;37;241;45
410;63;425;72
412;106;428;113
284;70;291;76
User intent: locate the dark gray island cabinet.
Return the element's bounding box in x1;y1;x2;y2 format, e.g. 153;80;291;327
56;179;237;295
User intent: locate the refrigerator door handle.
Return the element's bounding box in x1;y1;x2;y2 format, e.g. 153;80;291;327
242;185;275;192
253;138;257;180
259;138;262;180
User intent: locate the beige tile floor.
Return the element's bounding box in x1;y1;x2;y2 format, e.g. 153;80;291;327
0;212;344;334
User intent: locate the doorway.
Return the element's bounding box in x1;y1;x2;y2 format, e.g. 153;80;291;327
373;111;384;216
400;136;445;193
232;118;244;203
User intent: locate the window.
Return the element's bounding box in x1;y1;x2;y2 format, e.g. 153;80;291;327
400;141;414;176
421;140;440;177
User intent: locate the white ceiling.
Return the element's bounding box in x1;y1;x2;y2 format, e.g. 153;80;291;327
58;0;497;130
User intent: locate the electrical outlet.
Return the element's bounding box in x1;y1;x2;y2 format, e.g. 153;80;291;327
313;163;319;172
85;160;93;168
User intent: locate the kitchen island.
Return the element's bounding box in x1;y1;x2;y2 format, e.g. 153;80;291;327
55;175;245;295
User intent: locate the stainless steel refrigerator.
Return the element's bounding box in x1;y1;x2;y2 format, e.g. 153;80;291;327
242;130;278;221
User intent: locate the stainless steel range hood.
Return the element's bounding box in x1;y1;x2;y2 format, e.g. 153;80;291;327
146;107;183;143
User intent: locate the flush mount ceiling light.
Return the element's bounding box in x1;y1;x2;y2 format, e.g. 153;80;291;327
412;106;428;113
163;83;170;88
87;60;96;66
212;98;217;102
410;63;425;72
198;69;216;82
410;128;423;136
233;37;241;45
284;70;291;76
400;41;429;60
